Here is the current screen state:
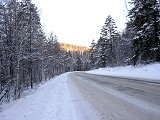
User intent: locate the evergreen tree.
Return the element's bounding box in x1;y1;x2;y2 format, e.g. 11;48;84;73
75;57;83;71
128;0;160;65
89;39;96;69
99;15;119;67
98;37;108;67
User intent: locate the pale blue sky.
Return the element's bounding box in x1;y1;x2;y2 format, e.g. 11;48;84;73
33;0;129;47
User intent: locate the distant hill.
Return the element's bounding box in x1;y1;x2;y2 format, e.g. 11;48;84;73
60;43;90;52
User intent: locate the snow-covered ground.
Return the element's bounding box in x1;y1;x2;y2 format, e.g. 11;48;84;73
1;63;160;120
0;73;100;120
86;63;160;81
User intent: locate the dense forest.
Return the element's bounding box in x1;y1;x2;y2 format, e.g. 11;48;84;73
0;0;89;103
89;0;160;68
0;0;160;104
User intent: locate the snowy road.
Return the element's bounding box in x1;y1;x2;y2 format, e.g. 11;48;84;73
70;72;160;120
0;72;160;120
0;73;100;120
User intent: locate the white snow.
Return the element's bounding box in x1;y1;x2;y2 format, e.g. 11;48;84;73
86;63;160;81
1;63;160;120
0;73;100;120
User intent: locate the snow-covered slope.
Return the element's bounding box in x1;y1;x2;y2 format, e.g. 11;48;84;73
86;63;160;81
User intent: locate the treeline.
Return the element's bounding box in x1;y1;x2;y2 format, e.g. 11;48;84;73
89;0;160;69
60;43;89;52
0;0;89;104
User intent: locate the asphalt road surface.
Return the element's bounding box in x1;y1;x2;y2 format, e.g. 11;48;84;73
69;72;160;120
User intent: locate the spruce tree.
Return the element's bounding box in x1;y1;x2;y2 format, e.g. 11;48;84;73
100;15;119;67
89;39;96;69
128;0;160;65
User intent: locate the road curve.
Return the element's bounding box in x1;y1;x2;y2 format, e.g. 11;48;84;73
69;72;160;120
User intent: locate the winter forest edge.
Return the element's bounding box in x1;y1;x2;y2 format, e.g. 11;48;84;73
0;0;160;104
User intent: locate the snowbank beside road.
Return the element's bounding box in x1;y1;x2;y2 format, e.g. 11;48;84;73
86;63;160;81
0;73;100;120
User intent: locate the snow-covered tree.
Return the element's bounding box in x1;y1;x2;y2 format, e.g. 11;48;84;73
98;15;119;67
89;39;97;69
120;27;134;65
128;0;160;65
0;0;55;103
75;57;83;71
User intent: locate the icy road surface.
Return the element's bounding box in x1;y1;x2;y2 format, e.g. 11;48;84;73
1;72;160;120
